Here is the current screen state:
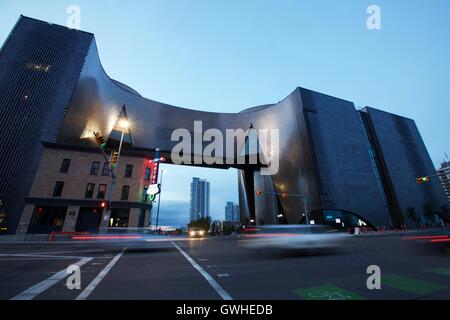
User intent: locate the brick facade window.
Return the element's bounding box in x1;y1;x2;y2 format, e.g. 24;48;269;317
52;181;64;197
125;164;133;178
90;161;100;175
60;159;71;173
121;185;130;201
97;184;107;199
85;183;95;199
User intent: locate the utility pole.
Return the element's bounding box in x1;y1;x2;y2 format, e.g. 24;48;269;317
155;169;166;230
96;114;130;231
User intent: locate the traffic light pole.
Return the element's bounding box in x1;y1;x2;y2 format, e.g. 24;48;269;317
417;169;450;183
155;169;164;230
100;129;125;230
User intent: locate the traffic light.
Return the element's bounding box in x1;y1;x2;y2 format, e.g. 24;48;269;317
93;132;106;149
416;176;430;184
100;201;108;209
111;151;119;167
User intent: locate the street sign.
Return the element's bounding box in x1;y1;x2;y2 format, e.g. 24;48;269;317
147;184;161;196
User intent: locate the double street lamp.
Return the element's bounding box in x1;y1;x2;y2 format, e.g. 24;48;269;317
95;116;130;231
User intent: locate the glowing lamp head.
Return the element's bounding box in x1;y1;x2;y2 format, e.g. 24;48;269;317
118;119;129;130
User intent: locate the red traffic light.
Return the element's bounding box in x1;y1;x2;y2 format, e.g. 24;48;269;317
100;201;107;209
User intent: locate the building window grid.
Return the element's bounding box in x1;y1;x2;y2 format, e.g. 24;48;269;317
144;167;151;181
52;181;64;197
102;162;110;176
121;185;130;201
90;161;100;175
125;164;133;178
97;184;107;199
85;183;95;199
60;159;71;173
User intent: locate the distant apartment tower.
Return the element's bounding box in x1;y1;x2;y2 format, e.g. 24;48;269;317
190;178;210;221
437;161;450;202
225;202;240;221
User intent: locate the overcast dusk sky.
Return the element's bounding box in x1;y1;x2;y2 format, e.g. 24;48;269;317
1;0;449;226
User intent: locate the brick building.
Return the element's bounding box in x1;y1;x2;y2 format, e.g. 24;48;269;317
16;145;153;234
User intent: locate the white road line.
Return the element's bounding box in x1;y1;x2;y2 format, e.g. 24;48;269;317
171;242;233;300
19;250;106;255
11;257;93;300
0;253;88;259
0;258;83;261
217;273;230;278
76;249;125;300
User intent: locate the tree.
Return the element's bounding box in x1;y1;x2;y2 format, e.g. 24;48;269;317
439;204;450;224
223;224;234;236
188;216;211;232
422;202;436;226
406;207;420;227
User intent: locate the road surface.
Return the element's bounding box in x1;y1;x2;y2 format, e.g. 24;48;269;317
0;231;449;300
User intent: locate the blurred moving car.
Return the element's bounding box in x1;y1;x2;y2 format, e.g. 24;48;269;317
189;228;206;238
403;231;450;255
239;224;351;252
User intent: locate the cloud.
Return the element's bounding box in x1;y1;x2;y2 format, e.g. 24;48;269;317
155;200;190;227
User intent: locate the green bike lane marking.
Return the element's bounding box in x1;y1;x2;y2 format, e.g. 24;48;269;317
382;275;449;295
428;268;450;276
293;285;367;300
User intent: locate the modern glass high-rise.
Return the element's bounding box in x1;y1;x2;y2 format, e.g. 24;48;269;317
225;202;240;221
190;178;210;222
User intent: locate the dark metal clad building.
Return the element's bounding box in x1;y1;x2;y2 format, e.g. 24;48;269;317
0;16;94;233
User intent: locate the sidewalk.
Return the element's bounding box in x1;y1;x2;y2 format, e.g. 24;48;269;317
355;227;450;237
0;234;50;243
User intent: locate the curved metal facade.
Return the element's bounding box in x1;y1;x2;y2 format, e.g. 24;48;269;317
1;16;447;232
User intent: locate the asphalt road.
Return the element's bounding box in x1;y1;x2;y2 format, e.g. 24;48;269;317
0;231;449;300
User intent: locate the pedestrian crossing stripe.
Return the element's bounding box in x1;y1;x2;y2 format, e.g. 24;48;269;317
293;285;366;300
382;275;449;295
428;268;450;276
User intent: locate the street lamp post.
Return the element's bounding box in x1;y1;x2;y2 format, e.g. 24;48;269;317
100;118;129;230
155;168;166;230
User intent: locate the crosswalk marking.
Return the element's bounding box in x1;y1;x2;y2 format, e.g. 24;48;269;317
428;268;450;276
382;274;449;295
